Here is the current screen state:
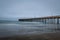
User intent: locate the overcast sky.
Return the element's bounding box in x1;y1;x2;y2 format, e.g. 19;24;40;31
0;0;60;20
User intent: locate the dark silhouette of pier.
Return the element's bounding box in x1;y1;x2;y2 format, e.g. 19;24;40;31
19;15;60;24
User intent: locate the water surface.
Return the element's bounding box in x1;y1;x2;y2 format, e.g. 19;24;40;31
0;20;60;37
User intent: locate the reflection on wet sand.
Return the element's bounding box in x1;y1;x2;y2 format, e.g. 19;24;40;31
0;32;60;40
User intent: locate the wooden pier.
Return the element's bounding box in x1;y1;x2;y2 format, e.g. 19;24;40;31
19;16;60;24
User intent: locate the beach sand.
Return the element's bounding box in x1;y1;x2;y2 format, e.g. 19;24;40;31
0;32;60;40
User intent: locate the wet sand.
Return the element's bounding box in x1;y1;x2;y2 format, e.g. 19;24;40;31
0;32;60;40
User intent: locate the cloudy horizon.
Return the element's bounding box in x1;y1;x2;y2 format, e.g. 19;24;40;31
0;0;60;20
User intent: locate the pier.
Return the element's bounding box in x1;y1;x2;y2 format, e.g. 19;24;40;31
19;16;60;24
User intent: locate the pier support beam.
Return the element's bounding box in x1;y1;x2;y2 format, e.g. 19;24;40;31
57;18;59;24
44;19;46;24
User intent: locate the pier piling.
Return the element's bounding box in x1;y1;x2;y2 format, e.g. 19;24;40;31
57;18;59;24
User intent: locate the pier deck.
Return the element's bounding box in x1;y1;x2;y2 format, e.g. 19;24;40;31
19;16;60;24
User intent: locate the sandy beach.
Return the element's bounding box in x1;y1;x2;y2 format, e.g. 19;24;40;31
0;32;60;40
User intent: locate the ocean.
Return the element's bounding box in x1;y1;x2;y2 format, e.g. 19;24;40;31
0;20;60;37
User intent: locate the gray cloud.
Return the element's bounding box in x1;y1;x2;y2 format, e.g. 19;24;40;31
0;0;60;20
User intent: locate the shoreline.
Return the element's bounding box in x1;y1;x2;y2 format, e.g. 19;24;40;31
0;32;60;40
